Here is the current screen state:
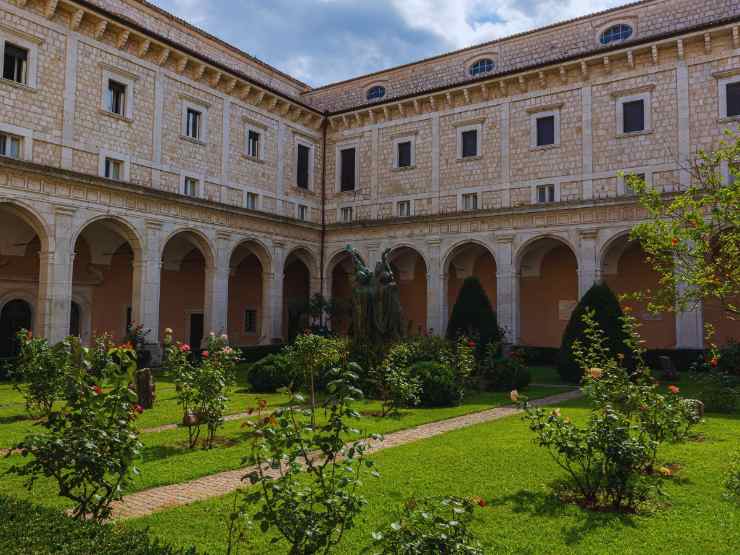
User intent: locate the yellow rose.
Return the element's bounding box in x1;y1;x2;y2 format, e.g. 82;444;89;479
510;390;519;402
589;368;603;380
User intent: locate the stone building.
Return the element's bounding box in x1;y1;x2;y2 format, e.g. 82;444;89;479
0;0;737;356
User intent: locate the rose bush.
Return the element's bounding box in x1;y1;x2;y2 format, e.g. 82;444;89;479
11;330;69;416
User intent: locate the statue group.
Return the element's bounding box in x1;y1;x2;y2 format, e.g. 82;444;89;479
346;245;403;343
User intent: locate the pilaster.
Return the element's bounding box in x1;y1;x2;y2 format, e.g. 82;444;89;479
494;234;518;344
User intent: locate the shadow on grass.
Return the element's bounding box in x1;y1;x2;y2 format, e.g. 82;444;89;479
0;413;34;425
493;485;638;546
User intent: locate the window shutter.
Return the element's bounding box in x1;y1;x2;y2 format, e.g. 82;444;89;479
461;130;478;158
536;116;555;146
397;141;412;167
297;144;310;189
727;82;740;117
341;148;356;191
622;100;645;133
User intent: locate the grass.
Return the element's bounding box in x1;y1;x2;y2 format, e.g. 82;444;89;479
127;398;740;554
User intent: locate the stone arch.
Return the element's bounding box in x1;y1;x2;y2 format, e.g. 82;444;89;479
443;239;498;328
517;235;579;348
71;214;144;263
283;247;315;341
598;228;633;277
0;200;51;252
229;237;272;274
227;238;271;346
324;248;363;335
160;228;216;270
286;246;319;279
386;244;428;335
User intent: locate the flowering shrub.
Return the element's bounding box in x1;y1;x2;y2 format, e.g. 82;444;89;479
479;344;531;391
163;331;238;448
245;352;297;393
370;496;483;554
237;363;380;554
689;345;740;413
11;330;69;416
375;342;421;416
8;340;143;521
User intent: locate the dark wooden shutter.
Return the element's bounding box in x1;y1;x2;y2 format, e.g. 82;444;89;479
536;116;555;146
461;130;478;157
398;141;411;167
297;144;309;189
727;82;740;117
341;148;356;191
622;100;645;133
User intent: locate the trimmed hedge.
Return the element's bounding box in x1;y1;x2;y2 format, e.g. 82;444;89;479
0;495;197;554
410;361;463;407
245;353;296;392
446;277;502;351
238;344;284;364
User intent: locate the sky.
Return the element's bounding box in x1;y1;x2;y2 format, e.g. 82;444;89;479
149;0;633;87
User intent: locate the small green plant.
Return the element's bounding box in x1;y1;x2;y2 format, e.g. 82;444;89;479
375;342;421;416
479;344;531;391
7;340;143;522
370;496;484;555
11;330;68;416
446;276;502;355
725;452;740;504
163;330;239;449
237;363;381;554
246;352;296;393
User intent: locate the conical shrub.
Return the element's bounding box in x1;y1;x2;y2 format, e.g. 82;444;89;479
446;276;502;349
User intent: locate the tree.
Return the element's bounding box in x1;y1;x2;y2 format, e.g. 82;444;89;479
446;277;502;349
627;130;740;325
557;282;629;383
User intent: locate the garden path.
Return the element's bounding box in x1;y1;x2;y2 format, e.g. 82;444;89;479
110;389;582;520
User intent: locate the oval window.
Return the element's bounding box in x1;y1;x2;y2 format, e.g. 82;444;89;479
600;24;633;45
366;85;386;101
469;58;495;77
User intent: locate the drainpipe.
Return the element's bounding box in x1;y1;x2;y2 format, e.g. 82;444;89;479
318;112;328;328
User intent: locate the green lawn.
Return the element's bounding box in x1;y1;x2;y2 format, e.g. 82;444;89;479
127;398;740;554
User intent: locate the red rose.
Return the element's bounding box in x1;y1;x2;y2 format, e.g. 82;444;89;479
179;343;191;353
202;350;209;358
468;340;476;348
671;237;679;246
91;385;102;395
710;356;719;368
134;404;144;414
668;385;680;394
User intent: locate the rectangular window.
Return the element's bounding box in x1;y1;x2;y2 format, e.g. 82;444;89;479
340;148;356;191
536;184;555;204
536;115;555;146
246;192;258;210
340;206;353;223
0;132;21;159
727;82;740;118
625;173;645;195
398;200;411;217
247;129;260;158
244;309;257;333
297;144;310;189
622;99;645;133
186;108;201;140
104;157;123;180
397;141;412;168
298;204;308;221
461;130;478;158
2;43;28;84
106;80;127;116
462;193;478;211
183;177;199;197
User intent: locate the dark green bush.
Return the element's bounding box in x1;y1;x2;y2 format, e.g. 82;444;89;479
246;353;297;393
557;283;630;383
480;347;531;391
410;361;463;407
446;277;502;353
717;340;740;376
0;495;196;554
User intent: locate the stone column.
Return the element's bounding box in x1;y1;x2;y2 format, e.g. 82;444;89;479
203;232;231;339
266;241;285;343
494;235;518;344
426;239;443;335
674;276;704;348
577;229;600;297
131;221;163;344
38;206;76;343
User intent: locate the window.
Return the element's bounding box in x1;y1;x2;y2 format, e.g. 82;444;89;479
600;24;633;45
623;173;645;196
536;184;555;204
622;99;644;133
397;141;412;168
104;157;123;180
2;42;28;84
0;132;21;159
186;108;201;140
469;58;494;77
398;200;411;217
461;130;478;158
106;80;127;116
297;204;308;221
339;148;356;191
297;143;310;189
244;309;257;333
536;115;555;146
246;129;261;158
725;81;740;118
246;192;258;210
462;193;478;211
366;85;386;101
340;207;353;223
183;176;199;197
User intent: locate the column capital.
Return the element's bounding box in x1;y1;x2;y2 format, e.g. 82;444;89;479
495;233;515;245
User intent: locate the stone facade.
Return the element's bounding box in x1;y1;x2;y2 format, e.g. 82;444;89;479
0;0;737;353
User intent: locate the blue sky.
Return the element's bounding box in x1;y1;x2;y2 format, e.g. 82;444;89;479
150;0;631;87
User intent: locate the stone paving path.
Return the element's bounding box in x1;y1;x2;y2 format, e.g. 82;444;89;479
111;389;582;520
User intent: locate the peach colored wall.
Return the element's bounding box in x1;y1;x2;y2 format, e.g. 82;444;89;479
90;250;133;341
520;246;578;348
159;249;206;343
227;254;263;346
331;264;353;335
604;243;676;349
447;252;497;322
704;295;740;347
282;260;310;340
396;257;427;336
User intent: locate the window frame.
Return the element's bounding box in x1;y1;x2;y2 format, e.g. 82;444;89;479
0;123;32;160
336;142;359;193
245;127;262;160
98;149;130;181
181;98;209;143
397;200;412;217
468;58;495;77
618;171;651;196
179;172;205;199
534;183;557;204
718;74;740;120
340;206;354;223
456;122;482;160
599;23;634;46
461;192;479;211
393;135;416;169
244;308;258;334
0;32;39;89
100;66;136;120
295;138;314;191
529;108;561;149
297;204;308;221
245;191;259;210
366;85;386;101
183;176;200;198
616;91;652;137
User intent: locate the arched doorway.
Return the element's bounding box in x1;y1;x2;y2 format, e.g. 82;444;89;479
0;299;32;357
602;235;676;348
160;231;212;348
227;241;268;346
72;218;141;344
283;250;312;342
327;250;356;335
518;237;578;347
388;246;428;336
445;242;497;328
